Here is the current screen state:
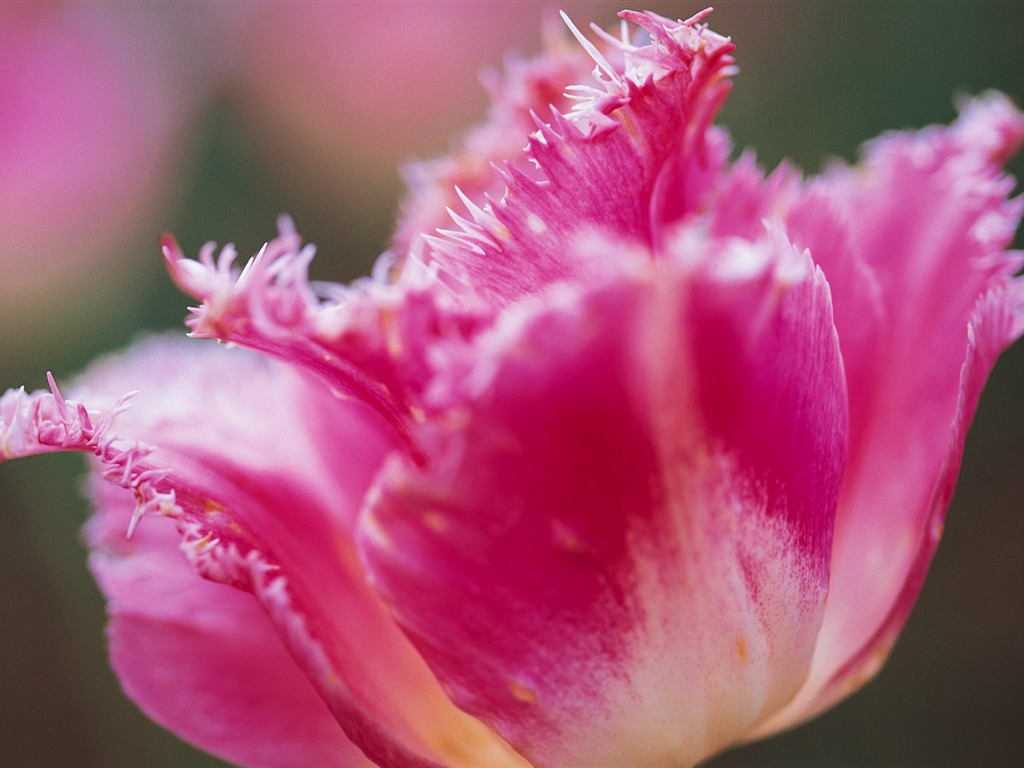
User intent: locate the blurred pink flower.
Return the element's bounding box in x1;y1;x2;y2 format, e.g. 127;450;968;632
3;8;1023;768
0;4;190;338
237;2;537;169
233;1;671;241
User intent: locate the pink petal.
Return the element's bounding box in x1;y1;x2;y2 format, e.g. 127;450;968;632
752;93;1024;734
358;229;848;767
2;337;528;768
162;222;496;467
391;35;595;260
86;478;372;768
395;10;736;305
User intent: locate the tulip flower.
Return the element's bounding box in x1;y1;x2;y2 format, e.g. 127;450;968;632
2;8;1022;768
235;1;543;177
0;3;194;344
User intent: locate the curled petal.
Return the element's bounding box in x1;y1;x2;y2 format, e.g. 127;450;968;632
393;37;595;259
86;479;372;768
753;92;1024;734
2;337;528;768
359;231;847;768
163;221;499;466
400;10;736;305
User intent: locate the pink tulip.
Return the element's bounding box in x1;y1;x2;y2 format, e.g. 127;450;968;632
0;3;190;337
2;9;1022;768
235;1;542;172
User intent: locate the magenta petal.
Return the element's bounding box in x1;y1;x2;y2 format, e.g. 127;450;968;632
3;337;527;768
825;282;1023;698
399;11;736;306
752;93;1024;734
392;39;595;260
87;479;371;768
161;222;498;465
162;223;416;444
359;232;848;767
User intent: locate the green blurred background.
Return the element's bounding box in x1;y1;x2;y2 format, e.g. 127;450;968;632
1;2;1022;766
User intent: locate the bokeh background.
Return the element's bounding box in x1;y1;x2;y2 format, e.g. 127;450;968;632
1;1;1021;766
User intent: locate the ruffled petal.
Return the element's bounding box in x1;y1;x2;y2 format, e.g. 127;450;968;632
751;92;1024;734
2;337;528;768
392;34;595;260
162;220;497;467
358;229;848;768
398;10;736;305
86;478;371;768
